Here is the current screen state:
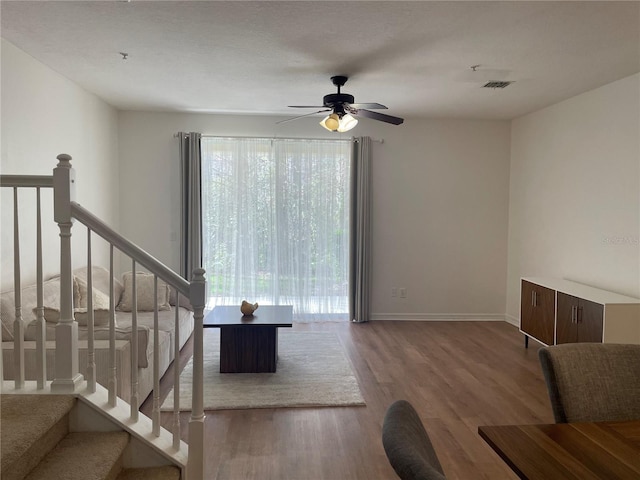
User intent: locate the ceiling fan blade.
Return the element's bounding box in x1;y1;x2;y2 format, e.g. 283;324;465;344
288;105;326;108
355;109;404;125
276;109;331;125
349;103;388;110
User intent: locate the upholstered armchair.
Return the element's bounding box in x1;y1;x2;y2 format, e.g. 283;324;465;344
538;343;640;423
382;400;446;480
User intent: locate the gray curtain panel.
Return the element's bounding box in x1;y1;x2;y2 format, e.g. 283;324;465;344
178;132;202;280
349;136;372;323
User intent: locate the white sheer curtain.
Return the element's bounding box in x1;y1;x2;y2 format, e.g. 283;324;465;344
201;137;350;319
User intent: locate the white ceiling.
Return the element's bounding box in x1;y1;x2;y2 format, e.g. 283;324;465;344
2;1;639;120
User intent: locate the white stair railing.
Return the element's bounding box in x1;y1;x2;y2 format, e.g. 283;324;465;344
1;154;206;480
0;175;54;391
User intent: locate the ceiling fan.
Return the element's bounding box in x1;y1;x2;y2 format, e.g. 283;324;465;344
280;76;404;132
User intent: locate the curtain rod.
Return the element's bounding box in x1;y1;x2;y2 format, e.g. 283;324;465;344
173;133;384;143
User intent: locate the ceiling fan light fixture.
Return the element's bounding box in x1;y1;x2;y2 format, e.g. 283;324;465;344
337;114;358;132
291;76;404;129
320;113;340;131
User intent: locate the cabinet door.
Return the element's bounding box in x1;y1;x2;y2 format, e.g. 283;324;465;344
577;299;604;343
556;292;579;344
521;281;536;335
521;281;555;345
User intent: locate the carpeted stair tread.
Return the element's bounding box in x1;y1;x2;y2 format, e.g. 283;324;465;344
116;466;181;480
24;431;129;480
1;394;76;480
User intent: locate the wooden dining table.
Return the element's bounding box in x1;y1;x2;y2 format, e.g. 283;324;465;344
478;420;640;479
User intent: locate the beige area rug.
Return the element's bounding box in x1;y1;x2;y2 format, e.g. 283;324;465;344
161;331;365;411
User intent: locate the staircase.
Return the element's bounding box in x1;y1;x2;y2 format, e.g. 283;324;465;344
1;395;181;480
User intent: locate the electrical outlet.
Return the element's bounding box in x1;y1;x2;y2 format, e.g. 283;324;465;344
399;287;407;298
391;287;397;297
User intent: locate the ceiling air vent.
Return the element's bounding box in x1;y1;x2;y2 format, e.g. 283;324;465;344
483;81;513;89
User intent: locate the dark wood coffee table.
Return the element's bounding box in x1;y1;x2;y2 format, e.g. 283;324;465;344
204;305;293;373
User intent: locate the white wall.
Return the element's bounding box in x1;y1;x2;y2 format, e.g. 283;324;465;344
1;40;120;289
506;73;640;322
118;112;511;319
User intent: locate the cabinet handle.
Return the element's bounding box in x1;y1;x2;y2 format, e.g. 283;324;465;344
571;305;577;323
577;306;583;324
531;291;537;307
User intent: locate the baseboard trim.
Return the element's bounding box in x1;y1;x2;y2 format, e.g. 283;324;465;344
504;314;520;327
369;313;507;322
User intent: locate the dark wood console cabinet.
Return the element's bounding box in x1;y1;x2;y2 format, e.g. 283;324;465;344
520;277;640;347
521;280;555;346
556;293;603;344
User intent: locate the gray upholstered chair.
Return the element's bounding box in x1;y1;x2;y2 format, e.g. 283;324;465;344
538;343;640;423
382;400;446;480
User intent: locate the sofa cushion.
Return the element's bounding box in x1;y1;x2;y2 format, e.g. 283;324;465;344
73;266;124;306
1;276;64;341
169;289;194;311
117;272;171;312
25;321;150;368
30;276;115;327
74;308;113;327
2;334;172;407
37;306;63;323
116;307;194;357
27;277;71;323
73;277;116;326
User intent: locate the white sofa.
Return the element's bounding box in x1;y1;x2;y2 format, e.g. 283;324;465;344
1;266;194;407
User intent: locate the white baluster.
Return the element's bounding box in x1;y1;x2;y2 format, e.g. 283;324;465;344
35;187;47;389
130;260;139;420
187;268;206;480
13;187;24;389
152;275;161;437
108;245;117;407
86;230;96;393
51;154;82;393
173;290;181;450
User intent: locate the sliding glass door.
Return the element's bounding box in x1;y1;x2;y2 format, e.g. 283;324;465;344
201;137;350;318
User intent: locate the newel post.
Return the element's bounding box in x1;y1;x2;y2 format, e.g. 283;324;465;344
187;268;206;480
51;154;83;392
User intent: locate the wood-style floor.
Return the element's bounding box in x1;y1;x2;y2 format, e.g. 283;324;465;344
141;321;553;480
